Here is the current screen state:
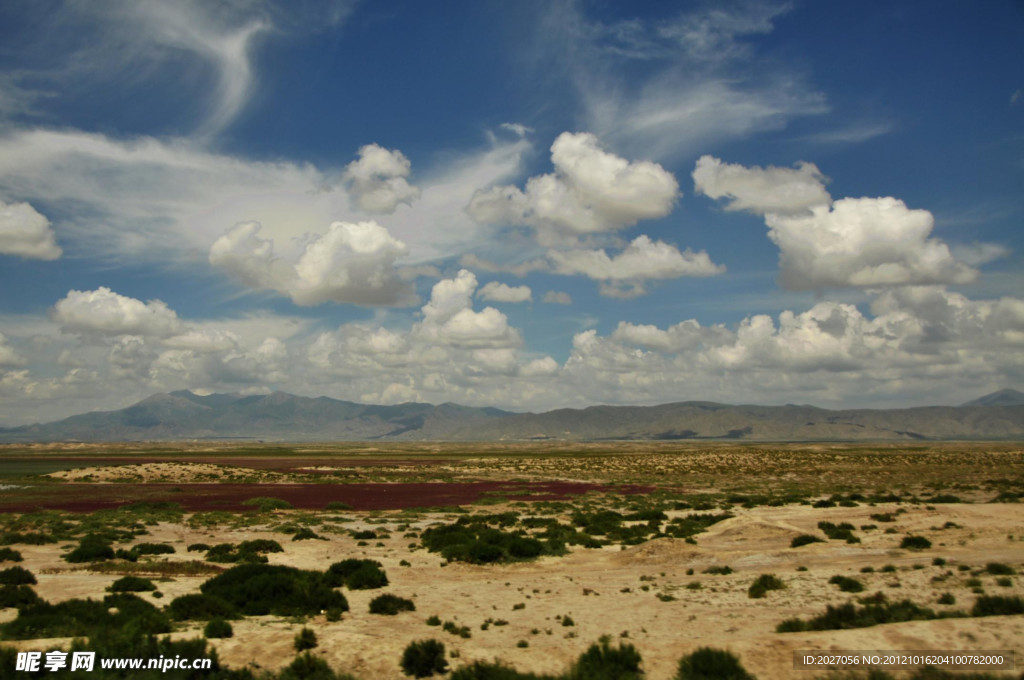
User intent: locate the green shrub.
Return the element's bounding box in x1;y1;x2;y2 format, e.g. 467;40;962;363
294;627;318;651
426;615;441;626
776;596;940;632
0;585;42;609
818;522;859;543
242;497;294;511
0;548;22;562
326;501;353;511
829;575;865;593
401;639;448;678
187;543;210;552
790;534;824;548
971;595;1024;617
0;531;56;545
1;593;170;640
205;539;283;564
326;559;389;590
200;563;348;617
937;592;956;605
984;562;1015;575
748;574;785;599
293;528;324;541
567;635;642;680
64;534;114;563
279;652;357;680
167;592;239;620
132;542;176;556
900;536;932;550
0;566;36;585
675;647;755;680
108;575;156;592
204;617;233;638
369;594;415;615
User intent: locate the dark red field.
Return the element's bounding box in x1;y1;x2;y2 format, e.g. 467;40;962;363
0;480;656;513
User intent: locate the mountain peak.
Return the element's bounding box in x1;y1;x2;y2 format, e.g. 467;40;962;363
960;389;1024;407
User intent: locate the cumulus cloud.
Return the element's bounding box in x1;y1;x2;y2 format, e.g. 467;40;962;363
342;144;420;214
692;155;831;215
695;156;996;290
549;235;725;297
467;132;679;243
766;198;978;289
419;270;522;349
478;282;533;304
0;200;62;260
210;220;416;306
53;287;182;337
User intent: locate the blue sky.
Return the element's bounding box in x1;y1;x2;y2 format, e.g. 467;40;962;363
0;0;1021;425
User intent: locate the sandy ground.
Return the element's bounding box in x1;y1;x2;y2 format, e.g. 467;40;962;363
3;501;1023;679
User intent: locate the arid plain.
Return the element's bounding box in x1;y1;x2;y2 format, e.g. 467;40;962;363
1;442;1022;679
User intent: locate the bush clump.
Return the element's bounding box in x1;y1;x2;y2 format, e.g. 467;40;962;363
132;542;176;556
0;566;36;586
566;635;642;680
0;585;42;609
326;559;389;590
1;593;170;640
776;595;940;632
790;534;824;548
204;617;233;638
0;548;23;562
970;595;1024;617
108;575;157;592
984;563;1016;576
64;534;115;563
292;528;324;541
900;536;932;550
294;627;318;651
748;574;785;599
369;594;415;615
200;563;348;617
420;517;565;565
401;639;448;678
241;497;294;512
166;593;239;620
675;647;756;680
818;522;859;543
205;539;283;564
828;575;865;593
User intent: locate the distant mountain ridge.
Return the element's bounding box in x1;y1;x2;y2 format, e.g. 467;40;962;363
1;389;1021;442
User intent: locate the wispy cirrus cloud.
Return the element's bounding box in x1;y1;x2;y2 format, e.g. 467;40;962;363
533;1;826;160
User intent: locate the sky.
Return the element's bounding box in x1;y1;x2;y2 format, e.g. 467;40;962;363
0;0;1022;425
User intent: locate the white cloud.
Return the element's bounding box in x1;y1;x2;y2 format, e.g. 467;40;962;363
549;235;725;297
478;282;533;304
458;254;550;277
767;198;978;289
695;156;995;291
53;287;183;337
419;270;522;349
0;333;25;367
543;291;573;305
535;3;826;160
467;132;679;243
209;220;416;307
342;144;420;214
0;200;61;260
692;155;831;215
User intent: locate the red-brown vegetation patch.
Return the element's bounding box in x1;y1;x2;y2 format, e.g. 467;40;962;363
0;480;654;513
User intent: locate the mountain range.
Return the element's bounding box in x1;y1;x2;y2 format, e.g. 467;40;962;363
1;389;1022;442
